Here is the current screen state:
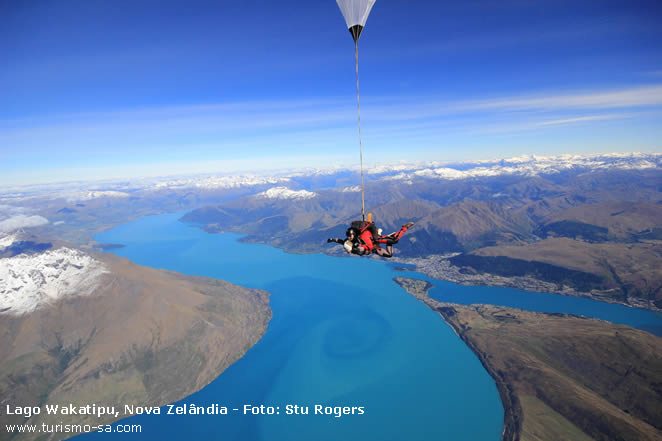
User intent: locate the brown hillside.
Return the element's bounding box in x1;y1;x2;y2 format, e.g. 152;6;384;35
544;202;662;238
420;201;533;242
0;253;271;440
395;278;662;441
472;238;662;307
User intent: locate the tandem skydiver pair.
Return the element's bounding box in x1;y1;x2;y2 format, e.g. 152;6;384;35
328;220;414;258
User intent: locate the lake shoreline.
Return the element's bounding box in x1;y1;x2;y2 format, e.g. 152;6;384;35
201;228;662;314
391;254;662;313
392;277;520;441
84;213;506;441
393;276;662;441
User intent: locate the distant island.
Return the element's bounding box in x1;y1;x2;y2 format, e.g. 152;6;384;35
394;277;662;441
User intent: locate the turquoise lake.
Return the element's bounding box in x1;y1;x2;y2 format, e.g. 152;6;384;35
80;212;662;441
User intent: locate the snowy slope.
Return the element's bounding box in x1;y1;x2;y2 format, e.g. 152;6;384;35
1;153;659;203
151;175;290;190
384;152;661;182
0;248;107;315
60;190;131;202
257;186;317;200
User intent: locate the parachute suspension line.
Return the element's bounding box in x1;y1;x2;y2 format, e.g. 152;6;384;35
355;40;366;222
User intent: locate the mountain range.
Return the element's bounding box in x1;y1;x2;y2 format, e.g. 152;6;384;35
3;153;661;309
180;153;662;309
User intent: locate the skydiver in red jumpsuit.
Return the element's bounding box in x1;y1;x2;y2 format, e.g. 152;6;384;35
328;221;414;258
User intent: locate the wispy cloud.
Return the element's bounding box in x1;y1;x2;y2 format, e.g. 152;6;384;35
534;114;632;126
0;215;49;233
474;113;637;135
3;85;660;134
0;205;30;216
1;84;661;184
466;85;662;111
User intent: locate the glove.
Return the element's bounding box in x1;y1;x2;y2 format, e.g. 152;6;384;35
327;238;333;243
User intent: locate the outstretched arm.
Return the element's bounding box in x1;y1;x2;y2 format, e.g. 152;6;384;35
327;238;345;244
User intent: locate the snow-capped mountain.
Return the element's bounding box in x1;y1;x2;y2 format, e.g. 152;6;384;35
383;152;661;182
60;190;131;202
257;186;317;200
2;153;659;203
1;249;271;434
0;248;107;315
150;174;291;190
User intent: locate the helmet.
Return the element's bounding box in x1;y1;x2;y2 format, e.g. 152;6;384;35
343;240;353;253
346;227;358;237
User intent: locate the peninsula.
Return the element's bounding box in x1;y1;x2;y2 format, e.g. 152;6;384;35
1;251;272;440
394;277;662;441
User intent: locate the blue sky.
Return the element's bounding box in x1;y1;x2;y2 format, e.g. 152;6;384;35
2;0;662;185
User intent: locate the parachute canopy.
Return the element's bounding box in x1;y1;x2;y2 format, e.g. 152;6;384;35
336;0;376;43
